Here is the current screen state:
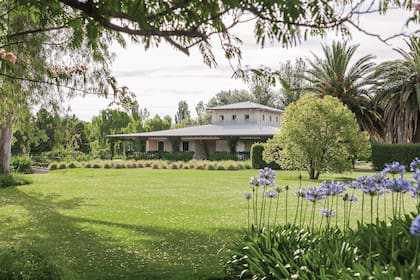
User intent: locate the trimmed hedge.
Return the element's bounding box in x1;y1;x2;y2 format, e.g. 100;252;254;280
251;143;281;170
210;151;237;161
135;151;194;161
371;143;420;170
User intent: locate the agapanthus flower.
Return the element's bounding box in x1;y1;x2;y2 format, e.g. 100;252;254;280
320;208;335;217
361;175;385;196
349;176;368;189
321;180;346;196
264;190;278;199
295;188;306;198
305;187;325;202
257;167;276;187
343;194;358;202
382;162;406;175
410;158;420;171
385;178;411;193
275;186;282;193
243;193;253;200
413;170;420;182
410;214;420;237
411;184;420;198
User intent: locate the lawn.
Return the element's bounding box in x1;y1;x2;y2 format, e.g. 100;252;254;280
0;168;416;279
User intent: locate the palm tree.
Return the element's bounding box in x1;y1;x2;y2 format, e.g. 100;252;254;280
373;38;420;143
305;41;383;138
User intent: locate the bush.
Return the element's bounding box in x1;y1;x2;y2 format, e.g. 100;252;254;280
210;151;237;161
58;163;67;169
0;246;76;280
0;174;32;188
48;163;58;170
251;143;281;169
103;162;112;169
371;143;420;170
67;162;77;169
11;155;32;173
164;151;194;161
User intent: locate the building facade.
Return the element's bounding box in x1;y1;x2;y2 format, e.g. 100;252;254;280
107;101;282;159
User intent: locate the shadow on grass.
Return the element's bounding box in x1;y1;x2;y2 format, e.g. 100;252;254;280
0;187;239;280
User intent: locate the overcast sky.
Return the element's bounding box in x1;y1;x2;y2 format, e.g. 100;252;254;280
67;7;418;121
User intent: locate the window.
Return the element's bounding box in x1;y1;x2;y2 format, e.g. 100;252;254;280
158;141;164;152
245;114;250;120
276;116;279;122
219;115;224;121
182;141;189;151
232;114;237;120
269;116;272;121
262;115;265;121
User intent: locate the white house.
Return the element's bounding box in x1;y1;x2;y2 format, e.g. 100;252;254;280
107;101;282;159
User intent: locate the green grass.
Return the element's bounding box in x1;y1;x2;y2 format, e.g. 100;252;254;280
0;168;416;279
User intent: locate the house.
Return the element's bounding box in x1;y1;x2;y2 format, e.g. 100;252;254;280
107;101;282;159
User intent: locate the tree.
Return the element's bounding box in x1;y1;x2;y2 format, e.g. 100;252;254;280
305;41;383;138
207;89;253;107
373;38;420;143
175;101;191;124
278;59;308;109
144;115;172;132
0;0;417;173
249;75;279;108
195;101;211;125
264;95;369;179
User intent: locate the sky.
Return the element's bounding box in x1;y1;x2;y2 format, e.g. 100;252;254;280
67;7;419;121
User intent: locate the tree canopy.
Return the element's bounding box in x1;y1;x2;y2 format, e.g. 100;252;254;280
264;94;369;179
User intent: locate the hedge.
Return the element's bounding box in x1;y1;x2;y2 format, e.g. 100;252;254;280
135;151;194;161
371;143;420;170
251;143;281;170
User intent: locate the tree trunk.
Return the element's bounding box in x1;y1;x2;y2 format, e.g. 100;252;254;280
309;165;316;180
413;112;420;143
0;123;13;174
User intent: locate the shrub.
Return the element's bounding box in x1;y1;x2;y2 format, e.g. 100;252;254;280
136;161;144;168
67;162;77;169
126;162;137;168
11;155;32;173
183;164;189;169
0;174;32;188
144;161;152;168
48;163;58;170
207;163;215;170
92;163;101;168
0;245;76;280
164;151;194;161
170;163;179;169
251;143;281;169
210;151;237;161
103;162;112;169
152;163;159;169
113;163;124;169
58;163;67;169
371;143;420;170
84;163;92;168
216;164;226;170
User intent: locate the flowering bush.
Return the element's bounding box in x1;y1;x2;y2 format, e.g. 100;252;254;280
225;162;420;279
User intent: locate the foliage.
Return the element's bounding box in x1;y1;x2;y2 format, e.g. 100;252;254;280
207;89;253;108
278;58;308;109
266;94;364;179
210;151;237;161
225;164;420;279
305;41;383;138
0;173;32;188
10;155;32;173
373;38;420;143
0;245;76;280
371;143;420;170
251;143;281;170
143;114;172;132
174;101;191;124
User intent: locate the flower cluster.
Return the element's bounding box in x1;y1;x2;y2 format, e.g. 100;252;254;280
320;180;345;196
382;162;406;176
264;190;279;199
305;187;325;202
384;178;411;193
250;167;276;187
410;214;420;237
320;208;335;217
0;49;17;64
360;175;385;196
410;158;420;171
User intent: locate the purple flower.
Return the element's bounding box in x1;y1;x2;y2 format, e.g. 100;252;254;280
320;208;335;217
410;158;420;171
264;190;278;199
249;176;258;187
343;194;358;202
382;162;406;175
413;170;420;182
411;184;420;198
410;214;420;237
295;188;306;198
349;176;367;189
256;167;276;187
320;180;346;196
361;175;385;196
385;178;411;193
305;187;325;202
